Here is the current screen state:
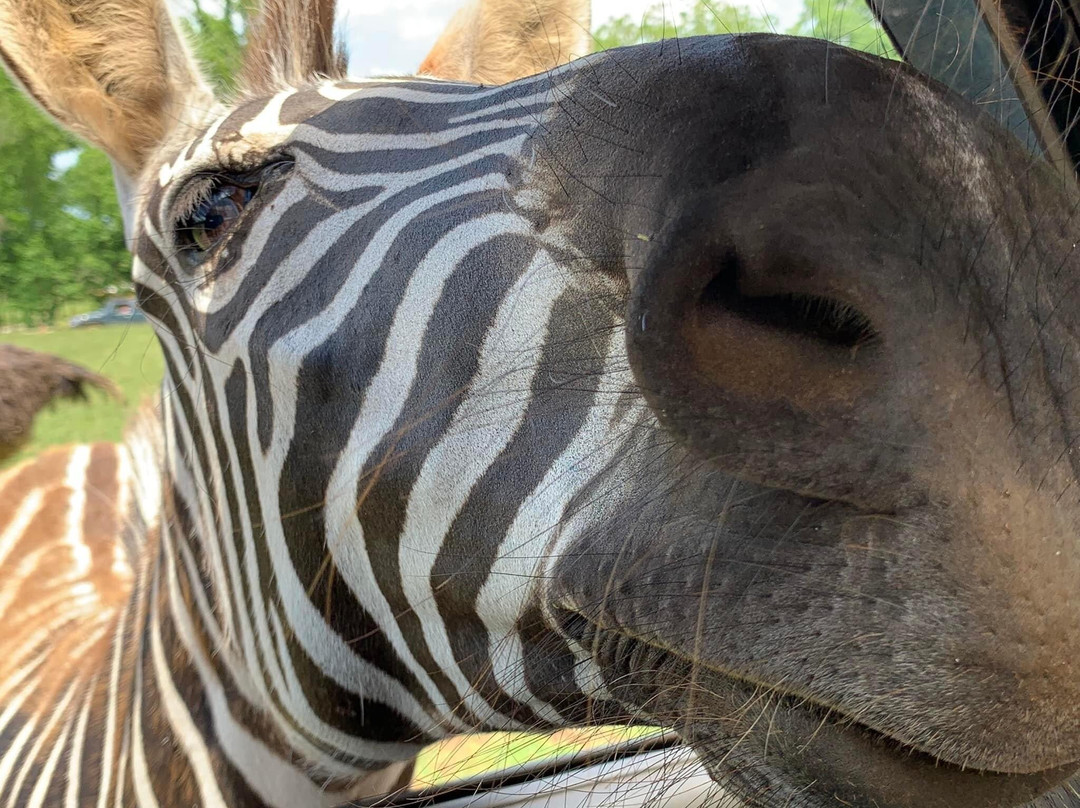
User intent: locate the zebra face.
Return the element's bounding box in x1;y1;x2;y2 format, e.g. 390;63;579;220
128;32;1080;807
6;0;1078;801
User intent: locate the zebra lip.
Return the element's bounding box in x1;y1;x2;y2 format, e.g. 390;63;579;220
555;608;1075;803
698;692;1080;808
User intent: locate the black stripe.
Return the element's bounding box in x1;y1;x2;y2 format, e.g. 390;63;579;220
247;152;518;451
276;602;431;745
138;579;202;806
276;200;521;724
224;361;435;746
517;606;598;725
304;80;553;137
429;288;615;725
356;234;543;726
295;123;536;178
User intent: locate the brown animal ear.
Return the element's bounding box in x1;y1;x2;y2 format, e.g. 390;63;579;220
0;0;212;179
239;0;347;95
419;0;591;83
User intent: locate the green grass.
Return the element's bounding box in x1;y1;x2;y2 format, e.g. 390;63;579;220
414;727;661;788
0;324;163;468
1;323;658;783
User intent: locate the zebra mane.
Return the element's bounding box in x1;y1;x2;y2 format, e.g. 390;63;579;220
239;0;347;95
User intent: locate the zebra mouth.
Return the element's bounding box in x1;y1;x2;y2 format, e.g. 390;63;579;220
679;686;1080;808
564;616;1076;808
692;694;1080;808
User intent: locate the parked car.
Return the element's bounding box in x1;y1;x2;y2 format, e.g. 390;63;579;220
69;298;146;328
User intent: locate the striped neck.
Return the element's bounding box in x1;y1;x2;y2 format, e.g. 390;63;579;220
0;436;411;808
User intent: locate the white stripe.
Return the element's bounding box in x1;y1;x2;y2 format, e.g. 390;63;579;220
124;429;162;531
64;680;95;808
113;446;134;577
26;702;76;808
447;89;563;124
4;680;80;808
477;327;642;719
0;487;44;569
297;114;537;153
148;581;229;808
174;529;378;779
180;356;264;697
130;663;162;808
325;211;535;726
397;250;567;728
161;533;360;806
0;546;50;620
95;577;130;808
63;445;93;577
238;178;520;743
154;366;236;645
163;379;406;768
292;130;528;194
0;683;37;794
0;644;48;707
322;78;556;106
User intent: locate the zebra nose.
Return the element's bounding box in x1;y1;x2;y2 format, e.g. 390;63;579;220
624;193;922;510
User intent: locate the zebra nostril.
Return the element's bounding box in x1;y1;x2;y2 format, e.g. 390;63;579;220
624;202;919;511
681;246;881;415
699;249;879;353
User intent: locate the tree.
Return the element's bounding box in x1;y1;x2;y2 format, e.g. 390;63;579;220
789;0;897;56
180;0;255;95
595;1;773;49
595;0;897;58
0;73;133;326
0;0;896;326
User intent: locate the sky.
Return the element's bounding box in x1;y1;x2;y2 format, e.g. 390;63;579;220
170;0;805;77
337;0;805;76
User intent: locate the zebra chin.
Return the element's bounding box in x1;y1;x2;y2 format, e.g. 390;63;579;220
550;615;1076;808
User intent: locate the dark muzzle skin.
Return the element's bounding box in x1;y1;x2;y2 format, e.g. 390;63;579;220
539;35;1080;807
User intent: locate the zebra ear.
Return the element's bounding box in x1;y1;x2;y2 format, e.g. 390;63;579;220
419;0;592;83
239;0;347;95
0;0;212;179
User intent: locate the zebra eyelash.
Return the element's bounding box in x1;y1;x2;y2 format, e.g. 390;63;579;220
171;174;221;227
170;159;294;265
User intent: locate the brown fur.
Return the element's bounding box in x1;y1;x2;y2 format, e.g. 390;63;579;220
0;0;211;177
0;344;121;464
419;0;591;83
0;444;136;710
240;0;346;95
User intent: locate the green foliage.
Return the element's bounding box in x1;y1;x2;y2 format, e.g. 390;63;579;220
0;74;128;327
790;0;898;56
594;2;774;49
179;0;254;96
594;0;897;58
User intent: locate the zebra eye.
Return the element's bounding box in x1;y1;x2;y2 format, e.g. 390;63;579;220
178;182;256;254
173;160;292;266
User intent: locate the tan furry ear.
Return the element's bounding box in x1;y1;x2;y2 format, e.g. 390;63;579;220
240;0;347;95
0;0;212;178
419;0;591;84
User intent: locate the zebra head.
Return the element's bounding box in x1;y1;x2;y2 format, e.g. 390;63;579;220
3;0;1080;806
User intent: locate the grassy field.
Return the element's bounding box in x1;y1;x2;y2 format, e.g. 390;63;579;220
2;325;658;784
0;324;164;467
